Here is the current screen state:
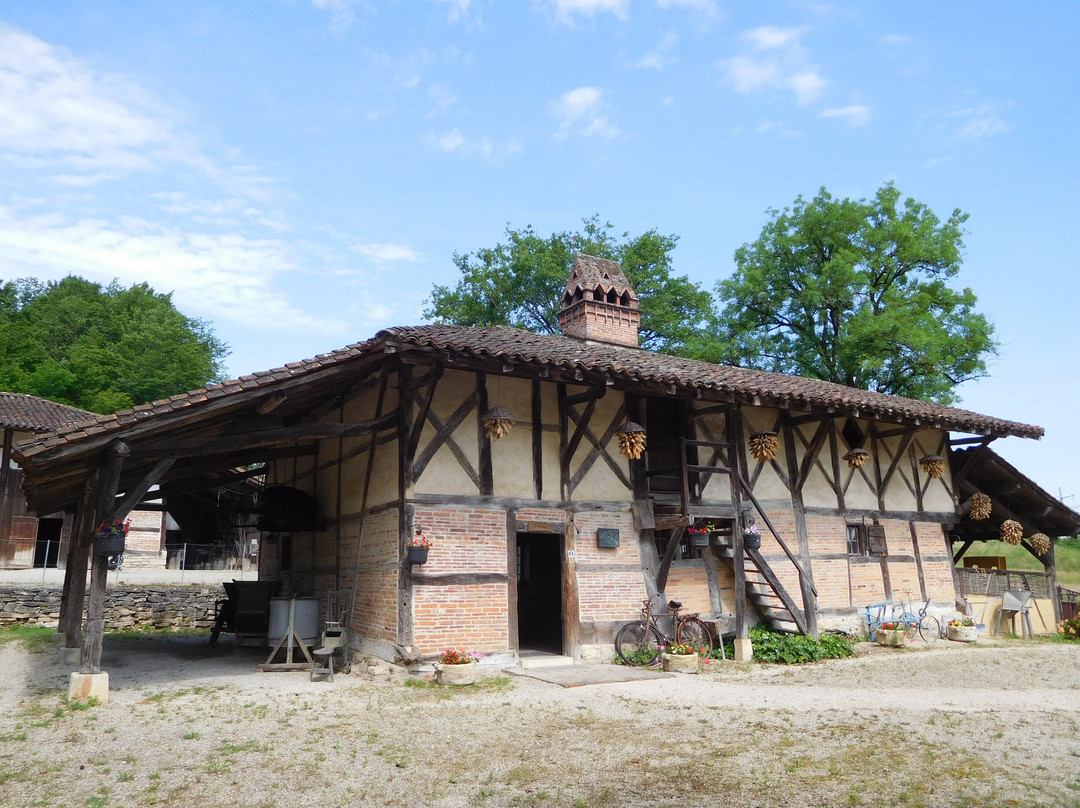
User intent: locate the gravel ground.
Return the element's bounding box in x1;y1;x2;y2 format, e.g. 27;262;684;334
2;635;1079;808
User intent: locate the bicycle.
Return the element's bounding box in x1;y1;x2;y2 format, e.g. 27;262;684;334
896;590;941;643
614;596;714;665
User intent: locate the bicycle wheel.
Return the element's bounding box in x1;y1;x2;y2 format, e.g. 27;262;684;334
615;622;663;666
676;617;714;658
919;615;941;643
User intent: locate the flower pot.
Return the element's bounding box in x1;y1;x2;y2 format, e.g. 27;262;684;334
661;652;700;674
875;628;911;647
743;534;761;551
406;546;429;565
691;533;709;548
947;625;978;643
94;533;125;555
435;660;477;685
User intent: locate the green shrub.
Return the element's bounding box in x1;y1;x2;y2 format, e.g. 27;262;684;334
719;626;856;664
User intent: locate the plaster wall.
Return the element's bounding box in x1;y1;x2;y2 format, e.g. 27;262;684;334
568;389;633;501
415;370;480;498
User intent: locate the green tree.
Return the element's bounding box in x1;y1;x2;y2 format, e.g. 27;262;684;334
0;276;228;413
425;215;717;356
712;184;996;404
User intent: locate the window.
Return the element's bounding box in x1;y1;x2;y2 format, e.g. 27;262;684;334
846;524;867;556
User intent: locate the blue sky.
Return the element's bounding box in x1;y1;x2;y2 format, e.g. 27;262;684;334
1;2;1078;508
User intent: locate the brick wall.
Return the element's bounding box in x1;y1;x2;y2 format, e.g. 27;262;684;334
666;565;711;616
413;583;509;650
414;506;506;574
353;509;398;642
572;510;647;622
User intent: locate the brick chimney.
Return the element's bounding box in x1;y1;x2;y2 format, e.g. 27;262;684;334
557;253;640;348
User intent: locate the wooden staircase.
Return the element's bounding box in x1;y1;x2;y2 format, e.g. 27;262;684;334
713;538;808;634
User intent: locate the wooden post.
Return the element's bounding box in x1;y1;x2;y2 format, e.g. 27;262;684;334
58;475;98;645
80;441;128;675
0;428;13;550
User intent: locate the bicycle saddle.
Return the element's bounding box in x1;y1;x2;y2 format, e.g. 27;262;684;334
668;600;682;609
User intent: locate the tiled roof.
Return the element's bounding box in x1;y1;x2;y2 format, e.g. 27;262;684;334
382;325;1043;439
14;324;1042;459
0;393;96;433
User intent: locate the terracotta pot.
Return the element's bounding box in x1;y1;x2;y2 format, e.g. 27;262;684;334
661;652;700;674
435;660;477;685
947;625;978;643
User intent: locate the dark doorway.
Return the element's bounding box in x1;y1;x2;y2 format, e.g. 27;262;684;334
645;396;688;495
516;533;563;653
34;518;63;568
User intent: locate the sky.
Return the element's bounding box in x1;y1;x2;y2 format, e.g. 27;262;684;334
0;1;1078;509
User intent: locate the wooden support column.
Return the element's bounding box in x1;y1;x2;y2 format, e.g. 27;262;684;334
397;364;414;647
729;410;749;643
781;413;819;638
562;520;580;660
80;440;129;675
58;475;98;646
0;429;13;548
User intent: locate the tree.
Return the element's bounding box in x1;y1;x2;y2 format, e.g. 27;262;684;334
0;276;228;413
425;216;717;356
712;184;996;404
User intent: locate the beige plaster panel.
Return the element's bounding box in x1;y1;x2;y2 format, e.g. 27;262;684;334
740;408;791;500
414;369;480;497
337;377;400;509
491;377;538;499
568;389;632;501
541;382;562;498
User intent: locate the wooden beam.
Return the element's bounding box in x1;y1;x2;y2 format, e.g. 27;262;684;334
130;415;398;458
655;526;686;594
110;458;176;519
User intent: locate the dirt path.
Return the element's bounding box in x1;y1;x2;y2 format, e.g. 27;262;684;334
1;637;1078;808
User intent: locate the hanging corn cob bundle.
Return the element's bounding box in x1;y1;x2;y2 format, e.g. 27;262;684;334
844;448;870;468
1000;519;1023;546
1029;533;1052;555
616;422;647;460
919;454;946;479
481;407;515;440
968;492;992;521
749;431;779;463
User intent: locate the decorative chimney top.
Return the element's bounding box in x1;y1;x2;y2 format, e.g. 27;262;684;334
557;254;641;348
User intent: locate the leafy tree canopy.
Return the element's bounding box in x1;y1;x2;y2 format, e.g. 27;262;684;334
711;183;996;404
425;215;716;356
0;276;228;414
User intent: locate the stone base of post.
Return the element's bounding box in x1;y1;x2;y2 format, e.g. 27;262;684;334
68;672;109;705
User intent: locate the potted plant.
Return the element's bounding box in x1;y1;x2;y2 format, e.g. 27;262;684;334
875;621;914;647
946;617;978;643
434;649;483;685
742;522;761;551
94;518;130;556
660;642;700;674
406;531;431;565
687;523;713;548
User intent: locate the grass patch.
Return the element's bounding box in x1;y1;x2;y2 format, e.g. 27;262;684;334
0;624;55;653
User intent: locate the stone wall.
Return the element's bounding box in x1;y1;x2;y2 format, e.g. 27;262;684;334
0;585;220;630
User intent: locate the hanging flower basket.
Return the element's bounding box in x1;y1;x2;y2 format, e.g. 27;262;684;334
742;523;761;550
407;546;429;565
93;518;130;555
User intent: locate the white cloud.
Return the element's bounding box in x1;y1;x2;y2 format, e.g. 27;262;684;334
433;0;477;24
0;25;171;169
637;31;679;70
551;87;620;140
0;206;342;334
427;84;458;116
539;0;629;25
949;99;1011;142
656;0;723;24
718;26;827;106
430;128;523;161
353;243;422;262
819;104;872;126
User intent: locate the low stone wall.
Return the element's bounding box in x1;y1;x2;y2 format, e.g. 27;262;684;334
0;585;220;630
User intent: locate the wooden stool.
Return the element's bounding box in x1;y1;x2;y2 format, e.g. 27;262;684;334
310;645;341;682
